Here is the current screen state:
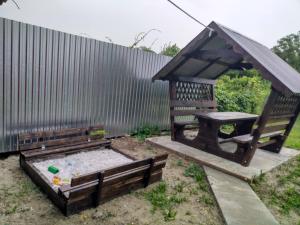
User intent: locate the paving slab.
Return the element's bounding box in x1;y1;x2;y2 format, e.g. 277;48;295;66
204;166;279;225
147;136;300;181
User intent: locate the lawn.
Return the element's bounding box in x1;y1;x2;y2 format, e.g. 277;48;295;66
285;117;300;150
252;117;300;225
252;155;300;225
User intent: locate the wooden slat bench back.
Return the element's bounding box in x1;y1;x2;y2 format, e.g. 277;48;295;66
18;125;105;152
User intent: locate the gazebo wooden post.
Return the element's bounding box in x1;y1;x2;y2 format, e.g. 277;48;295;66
169;80;177;141
240;88;279;165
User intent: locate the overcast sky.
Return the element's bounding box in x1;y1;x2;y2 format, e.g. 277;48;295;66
0;0;299;52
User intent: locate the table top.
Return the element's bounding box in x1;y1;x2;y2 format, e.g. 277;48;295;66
193;112;259;122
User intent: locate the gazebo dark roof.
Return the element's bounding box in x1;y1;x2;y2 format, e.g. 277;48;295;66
152;21;300;95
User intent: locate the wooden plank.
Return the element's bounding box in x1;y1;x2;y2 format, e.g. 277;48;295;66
168;76;216;85
257;139;277;148
153;153;169;162
19;135;97;151
170;100;217;108
110;146;137;160
266;117;291;125
101;171;163;198
61;163;166;195
65;172;163;213
66;172;162;202
71;158;151;186
21;140;111;159
70;158;166;188
18;125;104;143
269;114;295;120
103;158;152;177
194;112;258;122
233;131;283;144
260;124;287;134
171;109;215;116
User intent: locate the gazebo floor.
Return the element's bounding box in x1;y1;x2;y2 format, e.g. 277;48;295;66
146;136;300;181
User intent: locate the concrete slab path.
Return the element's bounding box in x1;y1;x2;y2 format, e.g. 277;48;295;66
204;166;279;225
147;136;300;181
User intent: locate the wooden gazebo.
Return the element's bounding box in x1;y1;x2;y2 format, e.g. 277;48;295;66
152;22;300;166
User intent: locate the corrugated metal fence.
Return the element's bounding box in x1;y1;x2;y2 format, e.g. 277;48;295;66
0;17;171;153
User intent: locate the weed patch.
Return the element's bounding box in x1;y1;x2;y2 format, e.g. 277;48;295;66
184;163;208;192
145;182;186;221
131;125;161;141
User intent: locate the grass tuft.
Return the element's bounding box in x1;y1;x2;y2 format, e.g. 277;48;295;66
131;124;161;141
184;163;208;192
145;182;186;221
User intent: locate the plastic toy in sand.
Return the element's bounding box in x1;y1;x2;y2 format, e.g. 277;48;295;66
48;165;59;174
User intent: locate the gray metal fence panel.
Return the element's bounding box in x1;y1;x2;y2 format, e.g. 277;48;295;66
0;17;171;153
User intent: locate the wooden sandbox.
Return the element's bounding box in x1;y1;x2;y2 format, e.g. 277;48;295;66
18;125;168;215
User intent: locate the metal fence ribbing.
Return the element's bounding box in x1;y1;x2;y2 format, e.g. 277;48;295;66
0;17;171;153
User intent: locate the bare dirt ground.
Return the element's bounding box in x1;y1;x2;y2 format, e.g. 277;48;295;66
0;137;223;225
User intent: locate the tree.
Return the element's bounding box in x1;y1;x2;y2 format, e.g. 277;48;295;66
272;31;300;72
160;43;181;57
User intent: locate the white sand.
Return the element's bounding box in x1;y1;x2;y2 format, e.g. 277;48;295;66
32;149;133;191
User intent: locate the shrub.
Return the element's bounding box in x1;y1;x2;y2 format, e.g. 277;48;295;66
215;70;270;114
131;124;161;141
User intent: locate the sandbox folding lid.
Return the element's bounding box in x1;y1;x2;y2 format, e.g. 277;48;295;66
152;21;300;96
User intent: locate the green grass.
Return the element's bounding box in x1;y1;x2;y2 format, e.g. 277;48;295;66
184;163;209;192
252;155;300;219
285;118;300;150
144;182;186;221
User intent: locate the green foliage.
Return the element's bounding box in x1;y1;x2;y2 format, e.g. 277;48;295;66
131;124;160;141
184;163;208;192
216;70;270;114
199;194;215;206
145;182;186;221
285;118;300;150
90;129;106;137
272;31;300;72
276;186;300;215
176;159;184;167
160;43;181;57
251;170;266;186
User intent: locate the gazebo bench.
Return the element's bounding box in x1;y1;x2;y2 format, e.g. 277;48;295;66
233;131;284;150
233;131;283;144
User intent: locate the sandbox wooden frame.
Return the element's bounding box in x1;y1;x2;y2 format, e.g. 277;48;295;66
18;125;168;216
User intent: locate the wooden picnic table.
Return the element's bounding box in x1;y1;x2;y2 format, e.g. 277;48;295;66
190;112;259;161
